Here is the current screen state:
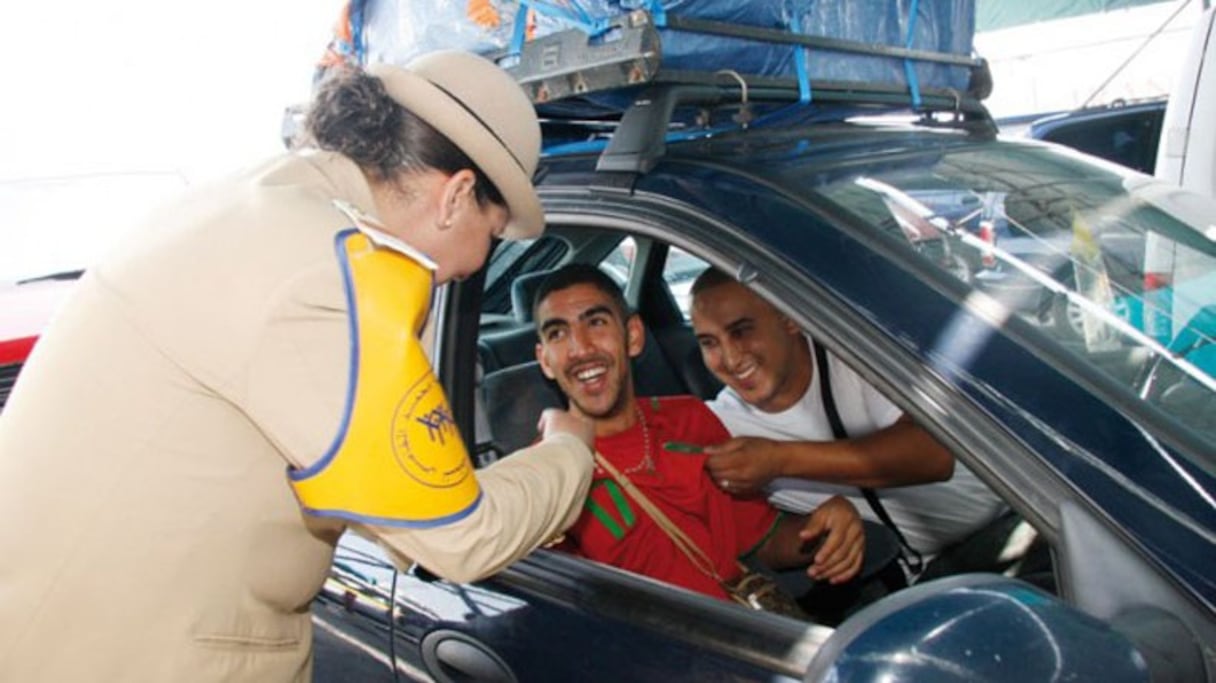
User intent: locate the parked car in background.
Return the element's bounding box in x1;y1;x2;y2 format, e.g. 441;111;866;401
1017;98;1168;175
0;273;78;409
996;6;1213;197
1157;5;1216;199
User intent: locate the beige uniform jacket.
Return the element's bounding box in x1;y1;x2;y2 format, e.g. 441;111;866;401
0;151;593;681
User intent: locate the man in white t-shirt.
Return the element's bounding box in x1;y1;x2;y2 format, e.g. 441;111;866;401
689;270;1007;564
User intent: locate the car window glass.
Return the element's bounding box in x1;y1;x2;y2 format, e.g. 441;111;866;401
811;143;1216;448
600;236;636;286
485;239;534;288
1038;108;1164;175
664;247;710;320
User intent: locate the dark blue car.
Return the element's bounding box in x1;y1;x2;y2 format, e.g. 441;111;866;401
303;51;1216;683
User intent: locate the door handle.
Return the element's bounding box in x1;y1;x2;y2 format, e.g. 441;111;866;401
420;629;518;683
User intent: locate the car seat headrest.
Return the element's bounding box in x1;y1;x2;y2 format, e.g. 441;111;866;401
510;270;554;324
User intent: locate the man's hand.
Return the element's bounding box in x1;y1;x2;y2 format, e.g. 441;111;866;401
800;495;864;584
538;408;595;448
704;437;785;495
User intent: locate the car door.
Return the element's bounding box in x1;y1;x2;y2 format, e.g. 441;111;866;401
389;550;825;682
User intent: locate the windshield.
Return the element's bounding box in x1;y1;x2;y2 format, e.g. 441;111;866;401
812;139;1216;452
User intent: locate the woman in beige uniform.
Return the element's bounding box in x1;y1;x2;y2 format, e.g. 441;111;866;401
0;50;594;680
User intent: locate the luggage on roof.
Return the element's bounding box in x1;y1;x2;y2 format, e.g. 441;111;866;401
320;0;986;104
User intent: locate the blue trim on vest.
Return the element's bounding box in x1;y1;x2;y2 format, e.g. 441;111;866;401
301;491;483;528
419;266;435;336
289;228;362;482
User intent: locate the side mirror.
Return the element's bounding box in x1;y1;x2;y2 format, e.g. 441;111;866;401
806;574;1149;683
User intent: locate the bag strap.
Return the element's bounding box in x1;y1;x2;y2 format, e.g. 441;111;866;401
813;341;924;574
594;450;741;584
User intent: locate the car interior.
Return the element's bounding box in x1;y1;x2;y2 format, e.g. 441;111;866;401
460;222;1052;626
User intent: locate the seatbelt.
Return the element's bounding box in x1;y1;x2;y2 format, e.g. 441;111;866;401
813;341;924;575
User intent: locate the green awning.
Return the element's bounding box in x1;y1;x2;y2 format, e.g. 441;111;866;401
977;0;1170;32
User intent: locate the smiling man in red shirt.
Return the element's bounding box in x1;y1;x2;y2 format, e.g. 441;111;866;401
532;264;864;603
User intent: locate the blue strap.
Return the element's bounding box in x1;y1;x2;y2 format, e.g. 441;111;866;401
509;0;531;57
903;0;923;109
351;0;367;65
643;0;667;28
527;0;612;37
790;10;811;104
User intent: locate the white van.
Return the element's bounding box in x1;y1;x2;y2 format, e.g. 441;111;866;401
1143;6;1216;369
1156;5;1215;197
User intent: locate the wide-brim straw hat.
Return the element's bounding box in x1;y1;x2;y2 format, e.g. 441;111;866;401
368;51;543;240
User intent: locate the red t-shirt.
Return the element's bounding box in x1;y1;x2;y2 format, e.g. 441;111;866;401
568;395;780;601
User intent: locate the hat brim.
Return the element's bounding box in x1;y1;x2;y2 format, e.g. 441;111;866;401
368;64;543;240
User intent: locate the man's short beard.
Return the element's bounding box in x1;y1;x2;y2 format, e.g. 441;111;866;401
569;386;632;423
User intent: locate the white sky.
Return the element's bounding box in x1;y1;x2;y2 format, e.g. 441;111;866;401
3;1;1198;180
1;1;342;183
0;1;343;280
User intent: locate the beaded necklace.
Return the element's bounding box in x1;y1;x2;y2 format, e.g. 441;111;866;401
622;404;657;475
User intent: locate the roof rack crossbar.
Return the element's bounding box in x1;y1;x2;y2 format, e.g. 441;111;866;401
595;85;724;174
656;70;991;118
593;73;996;175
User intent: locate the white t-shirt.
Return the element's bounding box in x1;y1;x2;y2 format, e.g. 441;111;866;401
707;339;1007;556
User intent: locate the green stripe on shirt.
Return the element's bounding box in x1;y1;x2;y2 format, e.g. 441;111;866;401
741;511;786;560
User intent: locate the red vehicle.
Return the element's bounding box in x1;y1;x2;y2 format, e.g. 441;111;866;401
0;274;80;409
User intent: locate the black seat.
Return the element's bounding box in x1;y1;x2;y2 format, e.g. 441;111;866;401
481;361;565;455
476;269;556;374
650;324;722;400
479;333;688;457
478;326;540;374
477;270;556;375
632;327;691;398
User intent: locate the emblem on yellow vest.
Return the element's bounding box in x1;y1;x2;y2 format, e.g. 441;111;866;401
290;228;481;527
392;374;467;487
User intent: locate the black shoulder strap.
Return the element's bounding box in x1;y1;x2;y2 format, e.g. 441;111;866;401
813;341;923;574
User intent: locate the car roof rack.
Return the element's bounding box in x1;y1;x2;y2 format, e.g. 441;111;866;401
499;9;995;175
591;77;992;174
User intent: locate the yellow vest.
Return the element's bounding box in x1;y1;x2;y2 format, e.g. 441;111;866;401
289;228;481;526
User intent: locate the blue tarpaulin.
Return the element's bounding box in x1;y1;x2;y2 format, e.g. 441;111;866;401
337;0;978;94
